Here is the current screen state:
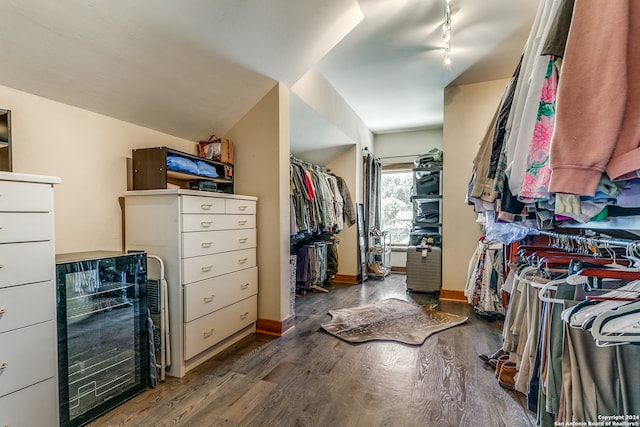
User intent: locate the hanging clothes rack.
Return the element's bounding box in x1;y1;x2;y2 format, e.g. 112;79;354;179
290;155;351;293
290;155;329;173
533;229;636;250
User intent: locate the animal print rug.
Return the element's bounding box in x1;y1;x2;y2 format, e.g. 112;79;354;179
321;298;468;344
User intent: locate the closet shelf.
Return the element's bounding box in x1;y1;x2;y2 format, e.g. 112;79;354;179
167;170;233;184
411;195;442;202
66;282;130;301
413;166;442;172
132;146;234;193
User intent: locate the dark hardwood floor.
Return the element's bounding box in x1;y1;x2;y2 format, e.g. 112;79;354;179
89;273;535;427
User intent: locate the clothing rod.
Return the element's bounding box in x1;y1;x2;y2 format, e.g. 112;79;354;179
378;155;416;160
362;148;381;162
534;229;635;248
290;155;328;172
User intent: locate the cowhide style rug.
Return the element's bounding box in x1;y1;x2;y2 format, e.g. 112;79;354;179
321;298;468;345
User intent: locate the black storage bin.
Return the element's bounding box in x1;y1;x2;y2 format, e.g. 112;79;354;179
415;173;440;196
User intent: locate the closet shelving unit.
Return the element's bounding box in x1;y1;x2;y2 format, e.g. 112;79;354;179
131;146;234;193
406;162;442;294
367;230;391;279
410;165;442;245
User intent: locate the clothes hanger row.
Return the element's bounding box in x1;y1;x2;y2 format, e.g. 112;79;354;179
514;231;640;345
591;299;640;346
518;231;640;270
535;229;636;250
536;256;640;304
290;155;329;173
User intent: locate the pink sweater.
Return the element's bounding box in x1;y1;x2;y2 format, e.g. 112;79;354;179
549;0;640;196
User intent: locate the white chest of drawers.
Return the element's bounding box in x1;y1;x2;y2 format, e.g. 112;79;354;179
124;190;258;378
0;172;60;427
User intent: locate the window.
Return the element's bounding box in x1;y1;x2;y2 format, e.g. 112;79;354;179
381;167;413;245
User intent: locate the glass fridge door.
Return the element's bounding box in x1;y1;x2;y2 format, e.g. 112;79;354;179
56;251;149;427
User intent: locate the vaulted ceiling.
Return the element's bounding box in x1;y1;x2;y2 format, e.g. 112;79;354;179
0;0;537;162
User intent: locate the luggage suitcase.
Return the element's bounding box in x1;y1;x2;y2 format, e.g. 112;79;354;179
406;245;441;295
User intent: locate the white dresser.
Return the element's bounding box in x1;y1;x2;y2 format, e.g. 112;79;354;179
0;172;60;427
124;190;258;378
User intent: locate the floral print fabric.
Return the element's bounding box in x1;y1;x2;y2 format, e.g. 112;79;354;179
519;56;560;203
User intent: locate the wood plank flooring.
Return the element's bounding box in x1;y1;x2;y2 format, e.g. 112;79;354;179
88;274;535;427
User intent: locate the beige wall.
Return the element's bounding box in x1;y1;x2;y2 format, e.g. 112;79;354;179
0;83;195;254
374;128;443;164
442;78;508;292
291;68;373;280
0;76;351;324
227;83;292;321
291;68;373;152
2;79;294;323
2;70;509;315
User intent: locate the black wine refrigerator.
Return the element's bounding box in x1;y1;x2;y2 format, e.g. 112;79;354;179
56;251;149;427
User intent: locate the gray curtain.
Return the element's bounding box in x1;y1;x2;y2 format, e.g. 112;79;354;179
363;151;382;250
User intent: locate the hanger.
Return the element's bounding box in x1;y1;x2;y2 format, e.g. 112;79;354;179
573;262;639;293
537;276;574;304
602;241;620;268
590;299;640;346
563;281;640;329
624;242;640;268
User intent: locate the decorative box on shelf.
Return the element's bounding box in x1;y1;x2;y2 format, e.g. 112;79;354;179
132;146;234;193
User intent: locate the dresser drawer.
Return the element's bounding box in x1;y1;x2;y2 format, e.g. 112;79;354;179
0;241;54;289
0;377;58;427
182;229;257;258
184;294;257;360
226;199;256;215
182;248;256;284
182;214;255;232
0;321;57;398
181;196;225;214
184;267;258;322
0;180;53;212
0;212;53;243
0;281;55;333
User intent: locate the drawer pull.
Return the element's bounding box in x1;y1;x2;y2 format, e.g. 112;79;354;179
201;242;213;248
200;221;213;228
238;237;248;243
240;312;249;320
238;258;248;264
238;205;248;211
0;362;7;370
200;204;213;210
240;283;250;290
238;220;247;226
203;328;215;338
201;265;213;272
0;308;6;314
203;294;215;303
